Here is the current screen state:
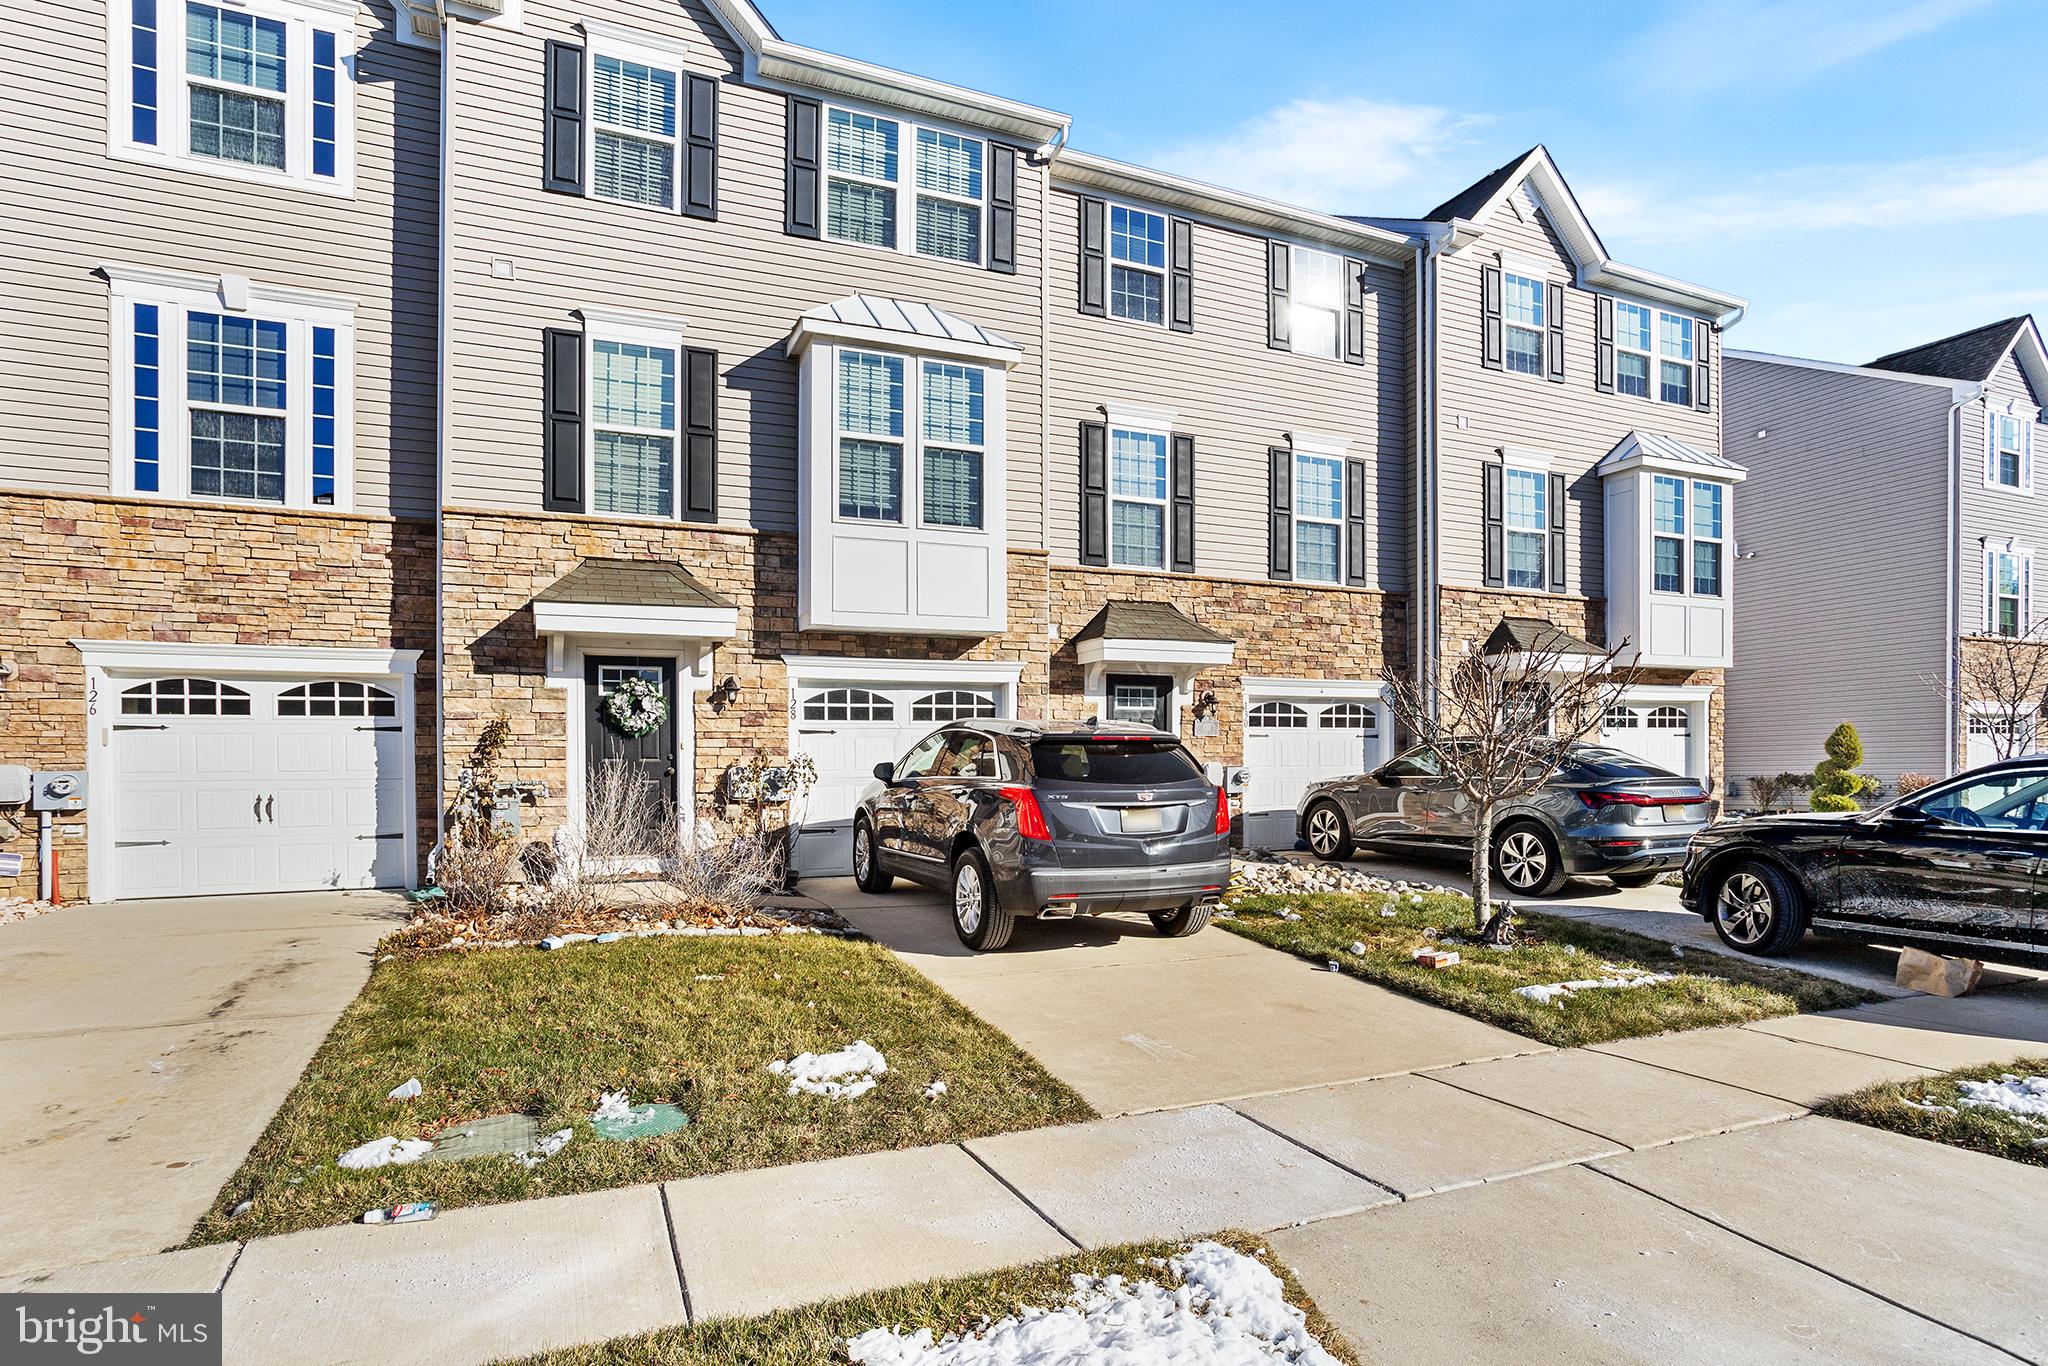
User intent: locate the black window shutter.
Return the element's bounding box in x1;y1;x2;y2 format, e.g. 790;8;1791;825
1344;457;1367;586
1168;218;1194;332
541;41;584;195
1481;462;1504;587
1079;422;1108;565
1548;471;1567;591
1546;281;1565;383
680;73;717;220
988;145;1018;274
1078;197;1106;316
1266;242;1291;350
1595;295;1616;394
784;94;821;238
1695;320;1712;412
682;348;717;522
1268;447;1293;579
1170;433;1195;572
541;328;584;513
1480;264;1504;371
1343;258;1367;365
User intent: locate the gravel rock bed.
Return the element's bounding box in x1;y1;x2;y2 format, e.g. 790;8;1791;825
1227;849;1462;900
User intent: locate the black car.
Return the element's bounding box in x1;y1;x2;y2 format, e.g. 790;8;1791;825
1299;743;1712;895
1682;756;2048;966
851;721;1232;951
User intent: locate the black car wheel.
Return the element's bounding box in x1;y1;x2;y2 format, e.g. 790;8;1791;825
1711;859;1808;956
951;849;1015;952
851;819;892;894
1492;822;1569;896
1608;870;1661;889
1150;901;1212;938
1304;801;1354;862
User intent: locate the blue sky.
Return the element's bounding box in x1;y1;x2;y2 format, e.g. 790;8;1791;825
765;0;2047;361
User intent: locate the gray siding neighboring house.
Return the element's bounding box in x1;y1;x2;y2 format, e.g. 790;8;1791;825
1724;316;2048;797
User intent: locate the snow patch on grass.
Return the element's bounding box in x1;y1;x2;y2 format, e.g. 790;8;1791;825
771;1040;889;1099
1956;1074;2048;1125
336;1137;433;1170
844;1240;1339;1365
1514;968;1679;1007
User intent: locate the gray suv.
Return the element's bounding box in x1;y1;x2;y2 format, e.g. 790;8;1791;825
851;721;1232;950
1297;742;1713;895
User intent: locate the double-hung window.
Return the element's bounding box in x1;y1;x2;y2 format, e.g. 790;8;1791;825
824;108;985;264
110;269;352;509
1108;428;1169;568
1990;413;2032;491
1293;452;1344;582
1108;206;1166;325
1658;312;1694;405
590;51;679;211
834;351;989;529
1503;272;1545;376
1614;301;1653;399
1504;466;1548;589
1289;247;1345;360
1651;475;1726;598
589;337;677;518
1988;546;2031;637
112;0;352;191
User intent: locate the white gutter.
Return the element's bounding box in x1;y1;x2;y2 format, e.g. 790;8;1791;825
432;7;454;866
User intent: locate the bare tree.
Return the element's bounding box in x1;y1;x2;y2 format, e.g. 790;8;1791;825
1386;631;1635;942
1937;623;2048;763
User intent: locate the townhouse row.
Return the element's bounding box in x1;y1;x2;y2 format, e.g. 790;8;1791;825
2;0;1776;901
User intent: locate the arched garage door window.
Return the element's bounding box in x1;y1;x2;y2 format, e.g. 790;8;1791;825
277;681;398;717
801;688;895;722
911;690;997;723
1248;701;1310;729
120;678;252;716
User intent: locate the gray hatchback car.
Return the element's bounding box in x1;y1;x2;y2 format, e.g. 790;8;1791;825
851;721;1232;950
1297;742;1713;895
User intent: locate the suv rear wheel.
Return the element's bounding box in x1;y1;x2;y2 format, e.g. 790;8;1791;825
1492;822;1569;897
951;849;1015;952
851;819;892;894
1711;859;1808;956
1304;801;1354;861
1149;902;1212;938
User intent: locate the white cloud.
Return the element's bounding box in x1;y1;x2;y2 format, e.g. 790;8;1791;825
1146;97;1485;214
1580;153;2048;246
1617;0;2003;95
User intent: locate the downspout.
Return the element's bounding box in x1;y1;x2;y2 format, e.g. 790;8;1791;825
1414;228;1449;710
431;5;454;871
1036;127;1065;654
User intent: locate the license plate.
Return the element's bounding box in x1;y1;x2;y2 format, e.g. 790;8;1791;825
1119;807;1168;834
1662;804;1694;822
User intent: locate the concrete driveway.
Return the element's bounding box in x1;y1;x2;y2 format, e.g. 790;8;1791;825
0;892;403;1279
804;878;1543;1114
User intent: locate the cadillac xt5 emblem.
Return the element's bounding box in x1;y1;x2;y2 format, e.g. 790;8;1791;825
1135;790;1156;802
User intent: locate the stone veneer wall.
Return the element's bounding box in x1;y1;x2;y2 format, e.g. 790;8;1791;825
0;490;435;900
441;509;1403;845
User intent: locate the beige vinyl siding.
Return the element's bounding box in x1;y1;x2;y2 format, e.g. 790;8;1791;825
1957;351;2048;634
444;0;1046;540
1043;188;1410;587
0;0;439;516
1722;355;1953;787
1435;185;1723;597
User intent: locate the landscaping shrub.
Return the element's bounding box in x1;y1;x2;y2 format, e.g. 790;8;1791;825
1894;771;1937;797
1810;722;1880;812
1746;771;1813;812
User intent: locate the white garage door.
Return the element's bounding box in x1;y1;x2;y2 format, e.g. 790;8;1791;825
109;676;411;899
1243;697;1385;849
789;681;1009;877
1600;704;1692;776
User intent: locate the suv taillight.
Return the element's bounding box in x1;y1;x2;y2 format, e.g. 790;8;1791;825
1214;787;1232;835
1578;790;1708;809
999;785;1052;841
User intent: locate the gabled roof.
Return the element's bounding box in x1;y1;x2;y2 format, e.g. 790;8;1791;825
1867;317;2032;383
1074;601;1232;645
1399;146;1745;324
1594;431;1747;481
1483;616;1604;658
535;559;734;611
785;295;1023;366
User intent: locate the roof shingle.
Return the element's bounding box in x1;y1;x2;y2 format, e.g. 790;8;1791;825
1866;317;2030;383
1073;600;1232;645
534;559;734;610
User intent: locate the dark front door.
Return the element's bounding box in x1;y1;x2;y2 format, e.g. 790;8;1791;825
586;656;678;855
1104;674;1171;731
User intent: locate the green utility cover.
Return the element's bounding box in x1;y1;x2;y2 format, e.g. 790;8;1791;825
422;1114;540;1162
592;1103;690;1141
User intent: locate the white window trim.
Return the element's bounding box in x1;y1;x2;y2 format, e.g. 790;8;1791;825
1613;299;1654;400
1501;456;1549;592
1656;308;1697;406
1106;422;1171;570
583;317;685;523
830;349;991;535
583;32;688;215
1648;474;1724;600
1501;268;1546;378
1291;448;1345;584
1985;405;2037;496
821;100;988;268
1984;541;2034;638
1288;244;1346;361
1104;200;1169;329
108;0;357;196
106;264;356;512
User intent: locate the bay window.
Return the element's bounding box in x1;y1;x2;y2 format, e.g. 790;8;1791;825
1503;272;1545;376
1504;466;1548;589
1651;474;1724;598
1109;206;1167;325
1109;429;1168;568
920;362;985;529
111;0;353;192
825;107;985;265
836;350;905;521
834;351;989;531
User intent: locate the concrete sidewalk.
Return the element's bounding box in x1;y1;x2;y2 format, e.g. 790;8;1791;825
12;988;2044;1366
0;892;403;1278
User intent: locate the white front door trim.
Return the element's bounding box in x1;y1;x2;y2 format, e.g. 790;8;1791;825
547;636;714;866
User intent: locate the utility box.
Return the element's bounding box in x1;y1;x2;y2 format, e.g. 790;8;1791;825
0;765;28;806
31;772;87;813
